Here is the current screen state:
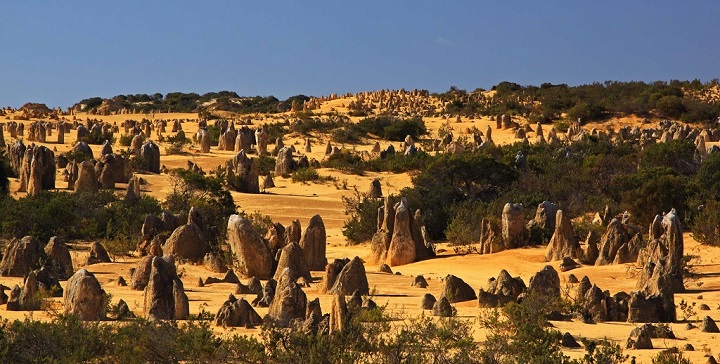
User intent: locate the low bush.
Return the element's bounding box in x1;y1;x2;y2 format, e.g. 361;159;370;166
290;168;334;184
341;191;384;244
118;134;134;147
165;169;236;251
0;191;161;245
355;116;427;141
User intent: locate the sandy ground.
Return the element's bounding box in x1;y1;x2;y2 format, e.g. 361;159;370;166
1;106;719;362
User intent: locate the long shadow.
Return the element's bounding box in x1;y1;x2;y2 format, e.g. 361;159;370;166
681;287;720;294
695;272;720;278
371;294;410;298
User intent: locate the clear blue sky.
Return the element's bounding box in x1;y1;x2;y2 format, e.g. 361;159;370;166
1;1;719;109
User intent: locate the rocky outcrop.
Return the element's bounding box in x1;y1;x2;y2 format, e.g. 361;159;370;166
143;255;189;320
255;127;268;156
227;150;259;193
22;145;56;196
226;215;274;279
386;198;416;266
367;179;382;198
626;324;653;350
6;272;42;311
0;236;45;277
637;210;684;292
432;296;453;317
74;160;98;193
285;219;302;245
371;197;395;262
163;222;207;261
502;203;526;249
578;280;630;322
322;295;344;334
372;197;432;265
479;218;503;254
532;201;559;232
421;293;437;309
267;268;307;327
319;258;349;293
140;140;161;173
215;295;263;328
595;218;641;266
64;269;107;320
441;275;476;303
477;270;526;307
528;265;560;298
329;256;369;296
196;128;211;153
44;236;73;279
628;261;676;323
299;215;327;271
701;316;720;333
274;242;312;283
545;210;580;261
274;147;295;176
85;242;111;265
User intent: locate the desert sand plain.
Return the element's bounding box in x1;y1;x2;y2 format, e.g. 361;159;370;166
1;97;720;363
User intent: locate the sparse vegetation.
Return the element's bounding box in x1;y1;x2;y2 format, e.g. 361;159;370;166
290;167;334;184
342;190;384;244
437;80;720;123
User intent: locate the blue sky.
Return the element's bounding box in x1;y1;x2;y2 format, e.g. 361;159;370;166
1;1;719;108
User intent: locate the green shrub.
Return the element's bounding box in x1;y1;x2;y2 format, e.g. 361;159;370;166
445;200;488;246
692;200;720;246
118;134;134;147
290;168;334;184
255;155;276;175
0;190;161;245
355;116;427;141
206;125;221;145
78;133;115;146
322;150;432;175
164;169;237;250
341;191;384;244
64;149;93;163
640;139;697;176
0;150;11;196
694;152;720;200
618;167;691;225
331;126;362;143
322;151;366;175
651;349;691;364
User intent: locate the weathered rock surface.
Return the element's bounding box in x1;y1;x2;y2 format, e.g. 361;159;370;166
226;215;274;279
0;236;45;277
274;242;312;283
143;255;189;320
85;242;112;265
477;270;526;307
545;210;580;261
215;295;263;328
163;222;207;261
386;198;416;266
441;275;476;303
299;214;327;271
64;269;107;320
528;265;560;298
329;256;369;296
267;268;307;327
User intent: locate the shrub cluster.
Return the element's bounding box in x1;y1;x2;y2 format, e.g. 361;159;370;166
0;191;161;244
342;136;720;245
437;80;720;123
